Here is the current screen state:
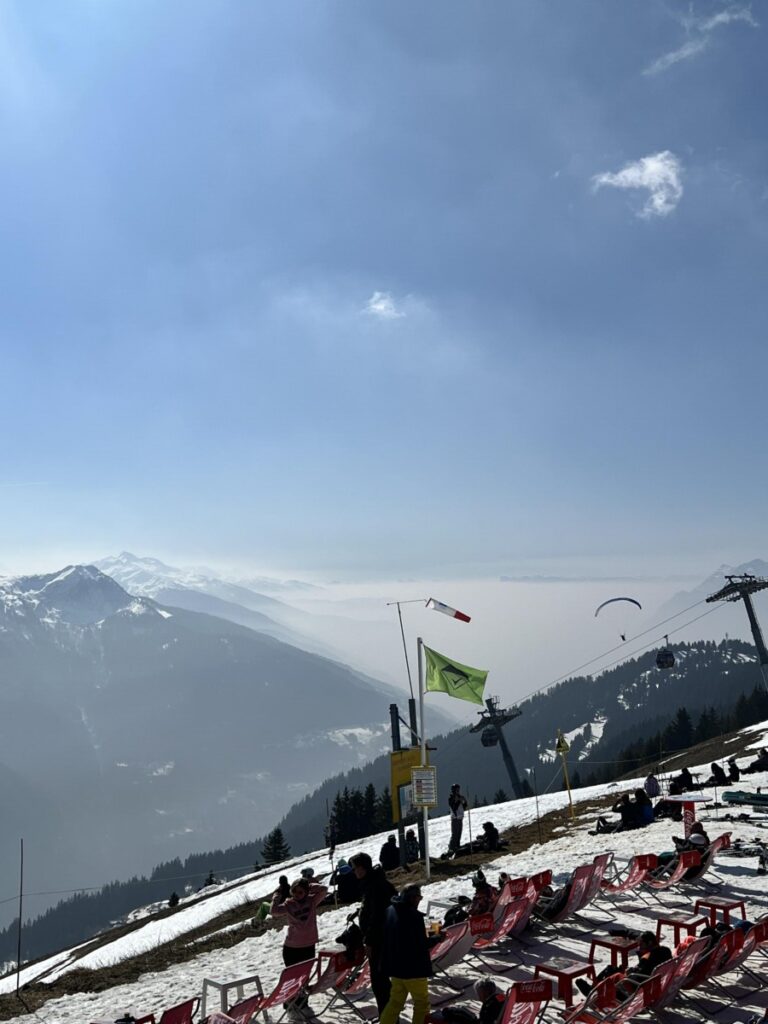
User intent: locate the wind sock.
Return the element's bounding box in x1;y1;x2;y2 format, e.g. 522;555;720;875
426;597;471;623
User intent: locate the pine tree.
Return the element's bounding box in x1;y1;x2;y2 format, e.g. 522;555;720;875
261;827;291;865
492;788;508;803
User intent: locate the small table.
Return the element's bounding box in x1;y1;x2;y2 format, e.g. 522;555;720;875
655;912;708;946
694;896;748;927
660;794;708;838
534;958;596;1007
588;935;640;968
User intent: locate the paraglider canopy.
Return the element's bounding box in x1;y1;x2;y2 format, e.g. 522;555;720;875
594;597;642;618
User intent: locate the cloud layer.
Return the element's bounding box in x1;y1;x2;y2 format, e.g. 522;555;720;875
592;151;683;218
364;291;405;319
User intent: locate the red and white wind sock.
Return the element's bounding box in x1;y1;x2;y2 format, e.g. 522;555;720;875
426;597;471;623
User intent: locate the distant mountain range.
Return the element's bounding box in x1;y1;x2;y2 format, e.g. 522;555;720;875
0;564;452;928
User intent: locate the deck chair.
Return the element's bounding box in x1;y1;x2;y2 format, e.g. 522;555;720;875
333;958;373;1022
582;855;612;907
683;832;731;885
644;850;700;892
646;936;709;1012
499;979;552;1024
135;998;199;1024
431;920;476;972
600;854;657;898
561;973;653;1024
224;993;266;1024
534;863;594;925
307;950;360;1014
473;894;538;956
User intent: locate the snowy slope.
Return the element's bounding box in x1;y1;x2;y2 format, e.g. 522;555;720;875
5;720;768;1022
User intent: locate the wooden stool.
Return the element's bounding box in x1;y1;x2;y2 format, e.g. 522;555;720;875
588;935;640;968
655;912;708;946
534;957;596;1007
694;896;748;928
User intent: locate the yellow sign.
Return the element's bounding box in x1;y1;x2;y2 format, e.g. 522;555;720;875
390;748;423;823
555;731;570;754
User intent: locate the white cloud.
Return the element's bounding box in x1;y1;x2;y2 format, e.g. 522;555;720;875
592;151;683;218
644;38;710;76
644;4;758;75
364;291;405;320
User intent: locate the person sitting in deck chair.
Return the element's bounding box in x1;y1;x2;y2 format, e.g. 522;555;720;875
575;931;671;1000
534;872;576;921
430;977;506;1024
651;822;710;879
467;875;497;916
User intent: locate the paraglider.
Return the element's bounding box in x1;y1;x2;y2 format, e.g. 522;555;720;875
594;597;642;617
594;597;642;642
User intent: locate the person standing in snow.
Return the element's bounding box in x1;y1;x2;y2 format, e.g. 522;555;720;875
350;851;396;1014
379;883;442;1024
270;876;328;1012
448;784;468;852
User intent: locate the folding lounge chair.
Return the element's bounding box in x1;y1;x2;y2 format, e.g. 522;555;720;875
307;950;361;1014
333;958;373;1022
473;896;537;958
600;854;657;899
135;998;199;1024
534;863;594;926
683;832;732;886
498;979;552;1024
226;959;317;1024
644;850;700;892
679;929;741;1014
561;972;654;1024
644;936;709;1012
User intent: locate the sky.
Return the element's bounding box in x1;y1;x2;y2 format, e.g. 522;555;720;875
1;0;766;580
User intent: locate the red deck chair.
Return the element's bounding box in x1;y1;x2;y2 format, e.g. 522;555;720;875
307;950;360;1014
682;928;741;992
644;850;700;892
649;936;709;1012
333;958;373;1021
561;972;653;1024
135;997;199;1024
600;854;657;897
473;896;536;955
224;993;267;1024
499;979;552;1024
683;832;732;885
581;854;612;908
534;863;592;925
431;920;475;971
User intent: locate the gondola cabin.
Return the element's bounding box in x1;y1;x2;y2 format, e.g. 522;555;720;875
481;726;499;747
656;643;675;670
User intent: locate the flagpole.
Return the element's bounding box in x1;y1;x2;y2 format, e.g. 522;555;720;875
417;636;431;882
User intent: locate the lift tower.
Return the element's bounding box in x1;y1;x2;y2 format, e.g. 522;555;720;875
469;696;524;799
706;573;768;692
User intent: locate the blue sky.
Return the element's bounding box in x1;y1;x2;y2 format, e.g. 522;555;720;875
1;1;766;578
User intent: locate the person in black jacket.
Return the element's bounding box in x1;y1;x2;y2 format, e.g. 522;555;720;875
351;852;397;1013
379;883;442;1024
576;931;671;999
380;835;401;871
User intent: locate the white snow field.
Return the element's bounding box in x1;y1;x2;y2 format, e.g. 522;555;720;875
4;721;768;1022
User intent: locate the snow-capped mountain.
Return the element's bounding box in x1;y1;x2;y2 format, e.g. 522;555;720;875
0;564;451;930
94;552;311;648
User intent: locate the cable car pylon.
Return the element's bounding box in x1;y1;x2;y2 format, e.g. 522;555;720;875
469;695;524;799
707;573;768;692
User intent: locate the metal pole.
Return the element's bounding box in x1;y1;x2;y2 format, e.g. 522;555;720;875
418;637;430;881
408;698;419;748
488;698;524;799
742;591;768;692
531;769;542;844
466;798;473;854
396;603;415;702
16;838;23;995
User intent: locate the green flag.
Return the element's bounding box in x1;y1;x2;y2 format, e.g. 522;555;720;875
424;645;488;705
